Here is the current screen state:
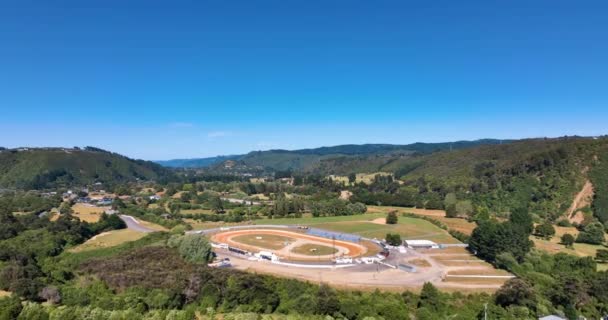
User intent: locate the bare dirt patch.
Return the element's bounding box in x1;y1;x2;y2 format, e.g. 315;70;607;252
568;180;594;223
371;218;386;225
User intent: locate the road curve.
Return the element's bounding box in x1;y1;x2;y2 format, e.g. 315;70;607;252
119;215;156;233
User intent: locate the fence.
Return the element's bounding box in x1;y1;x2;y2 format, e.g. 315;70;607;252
307;228;361;242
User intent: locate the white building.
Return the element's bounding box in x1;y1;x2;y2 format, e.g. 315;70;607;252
404;240;439;249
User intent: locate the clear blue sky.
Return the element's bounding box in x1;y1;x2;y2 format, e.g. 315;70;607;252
1;1;607;160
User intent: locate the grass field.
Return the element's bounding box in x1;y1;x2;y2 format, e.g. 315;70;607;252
598;264;608;271
531;225;608;258
255;213;461;244
0;290;10;298
291;243;338;256
232;234;295;250
69;229;146;253
368;206;477;235
181;209;214;215
328;172;393;185
72;203;108;223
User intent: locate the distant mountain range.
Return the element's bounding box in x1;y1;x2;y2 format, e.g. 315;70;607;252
154;139;513;170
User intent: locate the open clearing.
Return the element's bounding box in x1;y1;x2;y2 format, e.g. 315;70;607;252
367;206;477;235
232;234;295;250
69;229;146;252
291;243;338;256
532;225;608;258
72;203;108;223
0;290;10;298
256;213;461;244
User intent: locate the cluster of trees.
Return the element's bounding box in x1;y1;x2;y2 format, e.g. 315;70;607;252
0;207;125;300
468;207;534;263
309;199;367;217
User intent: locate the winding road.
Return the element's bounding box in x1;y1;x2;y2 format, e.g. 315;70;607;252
119;215;156;233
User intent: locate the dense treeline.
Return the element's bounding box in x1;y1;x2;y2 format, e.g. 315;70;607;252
0;206;125;300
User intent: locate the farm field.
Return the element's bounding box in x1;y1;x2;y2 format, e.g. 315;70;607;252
71;203;109;223
368;205;477;235
69;229;146;253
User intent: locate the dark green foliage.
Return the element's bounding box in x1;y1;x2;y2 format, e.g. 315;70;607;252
561;233;575;247
589;151;608;223
315;284;340;315
576;222;605;245
468;220;533;263
386;211;398;224
494;278;536;309
535;221;556;239
0;148;174;189
0;295;22;320
445;204;457;218
385;233;402;246
509;207;534;234
168;234;214;263
596;249;608;263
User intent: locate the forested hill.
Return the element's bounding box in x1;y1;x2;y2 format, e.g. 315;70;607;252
0;147;174;190
158;139;510;170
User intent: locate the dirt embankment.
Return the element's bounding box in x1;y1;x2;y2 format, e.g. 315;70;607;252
568;180;594;224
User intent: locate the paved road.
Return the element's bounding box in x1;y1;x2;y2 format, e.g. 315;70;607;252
119;215;156;233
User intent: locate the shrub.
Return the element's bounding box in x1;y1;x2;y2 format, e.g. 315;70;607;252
561;233;575;248
386;211;398;224
385;233;402;246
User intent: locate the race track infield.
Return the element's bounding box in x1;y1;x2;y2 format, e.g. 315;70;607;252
211;229;369;261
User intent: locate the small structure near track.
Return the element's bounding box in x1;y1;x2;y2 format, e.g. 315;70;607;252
405;240;439;249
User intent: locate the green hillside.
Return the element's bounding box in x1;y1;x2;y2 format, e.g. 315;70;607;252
209;139;509;173
0;147;174;189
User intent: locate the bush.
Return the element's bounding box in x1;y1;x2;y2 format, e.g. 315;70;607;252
534;222;556;240
386;211;398;224
576;222;605;245
385;233;402;246
561;233;575;248
556;219;572;227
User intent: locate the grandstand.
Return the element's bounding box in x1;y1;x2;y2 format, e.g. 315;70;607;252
306;228;361;242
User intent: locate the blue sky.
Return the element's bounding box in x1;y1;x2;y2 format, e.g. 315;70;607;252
1;1;607;160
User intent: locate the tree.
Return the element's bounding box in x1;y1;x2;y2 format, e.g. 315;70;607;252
509;207;533;234
576;222;605;245
386;211;398;224
534;222;556;240
209;196;224;214
445;204;457;218
171;235;214;263
385;233;402;246
418;282;444;313
468;220;533;263
561;233;575;248
315;284;340;315
596;249;608;263
348;173;357;184
494;278;536;309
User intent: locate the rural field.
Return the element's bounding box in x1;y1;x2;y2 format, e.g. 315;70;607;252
69;229;146;252
71;203;108;223
254;211;460;244
368;205;477;235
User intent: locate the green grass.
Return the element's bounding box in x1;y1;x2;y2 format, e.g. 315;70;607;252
291;243;338;256
69;229;146;253
255;213;460;244
232;234;294;250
